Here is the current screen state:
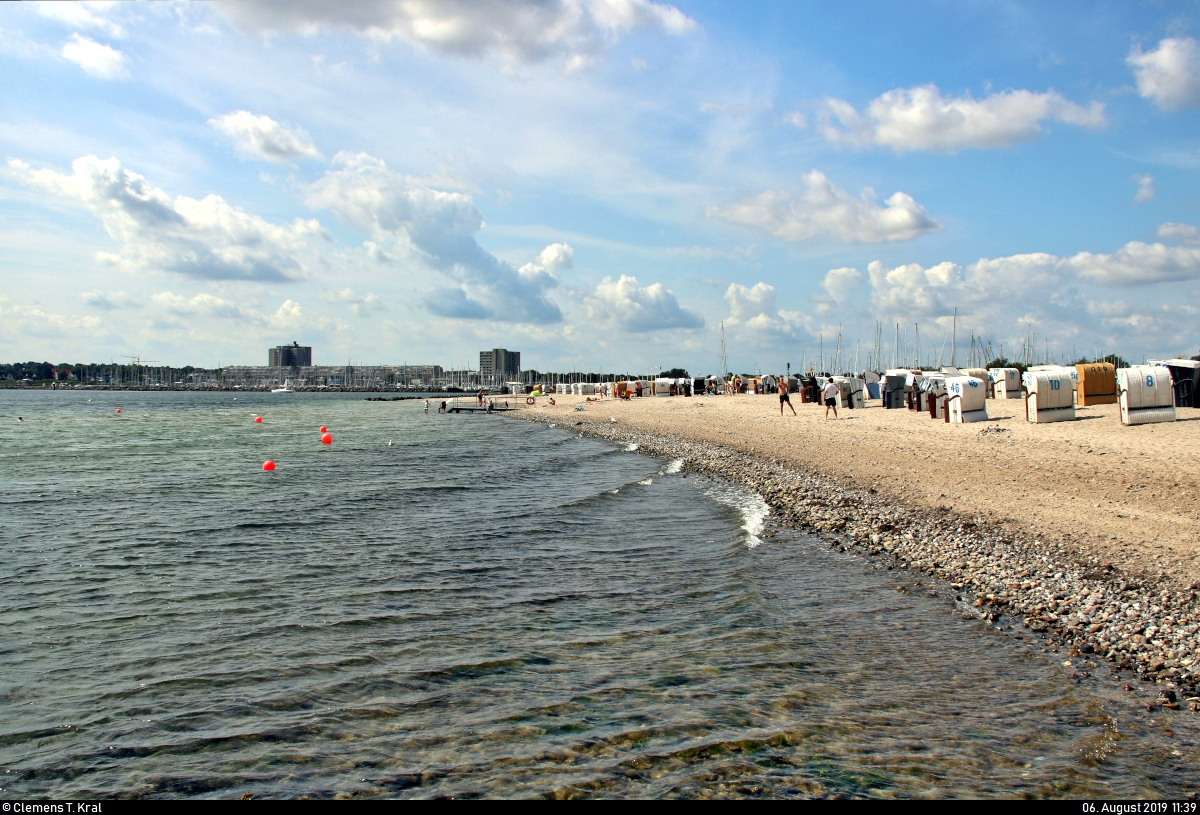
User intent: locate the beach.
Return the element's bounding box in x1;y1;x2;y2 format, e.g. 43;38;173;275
520;393;1200;692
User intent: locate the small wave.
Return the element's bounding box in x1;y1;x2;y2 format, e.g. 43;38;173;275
638;479;652;486
705;483;769;548
624;443;639;452
662;459;683;474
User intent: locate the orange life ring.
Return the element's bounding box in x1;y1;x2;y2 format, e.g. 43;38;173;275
526;396;536;405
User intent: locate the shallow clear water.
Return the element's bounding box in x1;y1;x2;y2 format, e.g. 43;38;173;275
0;391;1196;799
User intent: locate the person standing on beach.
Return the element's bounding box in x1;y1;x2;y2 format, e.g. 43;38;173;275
779;374;796;416
822;378;840;419
477;388;485;407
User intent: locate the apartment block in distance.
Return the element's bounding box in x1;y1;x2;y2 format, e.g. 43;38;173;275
480;348;520;383
269;342;313;367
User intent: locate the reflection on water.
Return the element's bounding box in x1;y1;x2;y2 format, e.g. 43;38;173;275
0;391;1196;799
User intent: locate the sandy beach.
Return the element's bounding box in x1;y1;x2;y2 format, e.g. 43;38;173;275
530;392;1200;586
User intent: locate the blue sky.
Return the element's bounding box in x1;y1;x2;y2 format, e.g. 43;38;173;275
2;1;1199;373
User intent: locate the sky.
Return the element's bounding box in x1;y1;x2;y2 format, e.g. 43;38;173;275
2;0;1200;374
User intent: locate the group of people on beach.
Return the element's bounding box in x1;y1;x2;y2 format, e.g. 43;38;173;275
776;373;840;419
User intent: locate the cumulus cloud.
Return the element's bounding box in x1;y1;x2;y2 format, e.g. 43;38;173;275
1158;222;1200;245
147;292;336;333
584;275;702;331
1064;242;1200;286
37;1;125;37
1128;37;1200;111
209;111;322;165
723;282;805;337
1132;174;1155;203
822;266;862;303
0;296;104;341
861;242;1200;360
60;33;127;79
821;84;1105;152
706;170;940;244
323;287;385;317
217;0;695;69
150;291;260;321
11;156;324;282
307;151;562;322
866;240;1200;323
532;242;574;273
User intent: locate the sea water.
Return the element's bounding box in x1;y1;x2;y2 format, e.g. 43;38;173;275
0;391;1196;798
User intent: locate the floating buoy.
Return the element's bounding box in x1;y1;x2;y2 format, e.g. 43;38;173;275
255;416;263;423
115;408;121;413
262;460;275;471
321;433;332;445
319;425;327;433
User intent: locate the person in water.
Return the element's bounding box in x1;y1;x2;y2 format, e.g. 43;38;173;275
423;399;430;413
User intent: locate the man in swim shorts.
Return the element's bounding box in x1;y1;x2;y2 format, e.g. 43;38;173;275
823;378;840;419
778;374;796;416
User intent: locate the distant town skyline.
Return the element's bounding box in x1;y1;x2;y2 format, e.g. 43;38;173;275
2;2;1199;373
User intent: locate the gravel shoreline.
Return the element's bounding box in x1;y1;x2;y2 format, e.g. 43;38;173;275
524;412;1200;713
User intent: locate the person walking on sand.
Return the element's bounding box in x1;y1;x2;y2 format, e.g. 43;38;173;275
778;374;796;416
822;378;839;419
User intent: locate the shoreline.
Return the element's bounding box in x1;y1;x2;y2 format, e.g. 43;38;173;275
515;408;1199;709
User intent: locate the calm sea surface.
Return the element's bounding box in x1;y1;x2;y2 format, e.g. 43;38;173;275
0;391;1196;799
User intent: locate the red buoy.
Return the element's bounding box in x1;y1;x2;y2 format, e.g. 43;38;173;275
262;460;275;471
255;416;263;423
319;425;327;433
321;432;332;445
115;408;121;413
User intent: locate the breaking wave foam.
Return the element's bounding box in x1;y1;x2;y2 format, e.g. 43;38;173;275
705;483;769;548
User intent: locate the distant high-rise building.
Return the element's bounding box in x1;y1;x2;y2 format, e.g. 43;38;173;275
269;342;312;367
479;348;520;383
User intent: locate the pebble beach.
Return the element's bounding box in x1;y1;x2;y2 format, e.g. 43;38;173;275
518;393;1200;713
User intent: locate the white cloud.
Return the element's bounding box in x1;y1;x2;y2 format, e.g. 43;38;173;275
150;291;260;322
306;151;562;322
822;266;862;303
0;296;104;341
11;156;325;282
323;288;386;317
1158;222;1200;245
60;33;127;79
860;242;1200;362
783;111;807;129
534;242;574;273
1128;37;1200;111
821;84;1105;152
1132;174;1155;203
706;170;940;244
630;57;647;71
208;111;322;165
723;282;805;338
584;275;703;331
1064;242;1200;286
217;0;696;69
36;1;125;38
